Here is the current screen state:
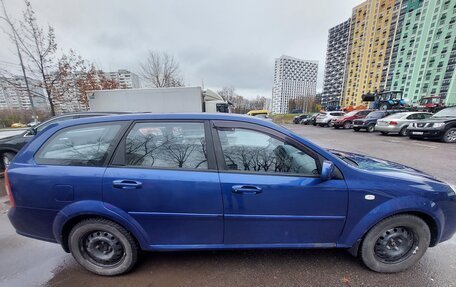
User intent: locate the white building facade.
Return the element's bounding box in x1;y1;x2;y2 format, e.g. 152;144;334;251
105;70;140;89
0;77;48;111
272;55;318;114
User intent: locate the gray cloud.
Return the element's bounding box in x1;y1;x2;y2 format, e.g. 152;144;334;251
0;0;362;98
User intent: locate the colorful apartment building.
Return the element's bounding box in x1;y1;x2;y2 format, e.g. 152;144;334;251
323;0;456;108
342;0;398;107
387;0;456;106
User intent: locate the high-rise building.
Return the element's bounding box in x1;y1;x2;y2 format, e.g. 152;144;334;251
272;55;318;114
343;0;399;107
387;0;456;106
0;77;48;111
321;19;351;109
105;70;140;89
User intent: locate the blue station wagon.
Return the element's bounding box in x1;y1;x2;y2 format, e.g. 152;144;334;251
6;113;456;276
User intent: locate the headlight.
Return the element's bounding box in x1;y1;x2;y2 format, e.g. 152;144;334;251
432;123;445;128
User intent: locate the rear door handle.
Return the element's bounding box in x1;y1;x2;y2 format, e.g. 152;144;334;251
232;185;262;195
112;179;142;190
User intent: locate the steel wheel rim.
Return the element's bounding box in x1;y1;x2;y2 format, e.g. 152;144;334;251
368;125;375;132
80;230;126;267
3;155;10;167
374;226;418;264
447;130;456;142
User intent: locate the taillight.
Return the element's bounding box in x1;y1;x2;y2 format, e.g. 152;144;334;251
389;121;398;125
4;169;15;208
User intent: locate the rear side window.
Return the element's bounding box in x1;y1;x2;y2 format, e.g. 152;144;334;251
125;122;208;170
35;123;122;166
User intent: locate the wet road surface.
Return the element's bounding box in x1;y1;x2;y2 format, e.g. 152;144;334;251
0;124;455;287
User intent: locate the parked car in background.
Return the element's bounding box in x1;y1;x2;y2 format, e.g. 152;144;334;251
6;113;456;276
293;114;310;124
333;110;372;129
300;113;318;125
0;112;123;172
375;112;433;136
254;114;273;122
407;107;456;143
316;111;345;127
353;110;405;133
27;120;41;127
310;113;321;126
10;123;27;128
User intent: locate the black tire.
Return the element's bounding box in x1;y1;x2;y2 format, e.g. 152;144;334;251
380;131;388;135
343;121;352;129
399;126;409;137
367;124;375;133
68;218;139;276
353;127;360;132
360;214;430;273
442;128;456;143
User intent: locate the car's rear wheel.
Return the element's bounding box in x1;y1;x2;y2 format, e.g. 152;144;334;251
360;214;430;273
68;218;138;276
367;124;375;133
343;121;352;129
442;128;456;143
399;126;409;137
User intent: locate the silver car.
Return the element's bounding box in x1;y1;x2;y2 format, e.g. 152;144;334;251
315;111;345;127
375;112;433;136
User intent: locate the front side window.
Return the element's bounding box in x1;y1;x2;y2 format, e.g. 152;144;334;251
125;122;208;169
217;128;319;176
36;123;122;166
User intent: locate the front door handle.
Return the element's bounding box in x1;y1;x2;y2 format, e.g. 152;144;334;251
232;185;262;195
112;179;142;190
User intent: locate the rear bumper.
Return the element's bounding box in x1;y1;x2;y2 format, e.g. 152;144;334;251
8;206;58;243
375;125;400;133
407;128;445;139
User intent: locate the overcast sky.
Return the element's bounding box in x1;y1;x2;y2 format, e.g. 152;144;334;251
0;0;362;98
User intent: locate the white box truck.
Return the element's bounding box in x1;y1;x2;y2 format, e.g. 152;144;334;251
87;86;229;113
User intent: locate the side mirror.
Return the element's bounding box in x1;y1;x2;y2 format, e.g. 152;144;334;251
321;160;335;182
26;128;36;136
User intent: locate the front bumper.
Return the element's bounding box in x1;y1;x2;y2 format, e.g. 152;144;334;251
407;128;445;139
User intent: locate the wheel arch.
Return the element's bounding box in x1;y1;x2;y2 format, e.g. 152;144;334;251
53;200;150;252
347;210;440;257
340;196;444;255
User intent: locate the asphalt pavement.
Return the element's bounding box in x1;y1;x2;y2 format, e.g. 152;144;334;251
0;124;455;287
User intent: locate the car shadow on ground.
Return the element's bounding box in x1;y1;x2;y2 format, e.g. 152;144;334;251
46;248;446;287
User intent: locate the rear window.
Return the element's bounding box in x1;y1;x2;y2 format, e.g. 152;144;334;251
35;123;123;166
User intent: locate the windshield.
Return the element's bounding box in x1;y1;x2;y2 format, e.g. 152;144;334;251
432;107;456;118
366;111;384;118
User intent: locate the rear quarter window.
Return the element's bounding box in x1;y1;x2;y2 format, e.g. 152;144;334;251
35;123;123;166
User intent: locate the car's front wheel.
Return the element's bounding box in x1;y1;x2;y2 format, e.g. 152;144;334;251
1;151;16;172
360;214;430;273
69;218;139;276
343;121;352;129
442;128;456;143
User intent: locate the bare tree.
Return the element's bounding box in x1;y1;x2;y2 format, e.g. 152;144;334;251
139;51;184;88
218;86;267;114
